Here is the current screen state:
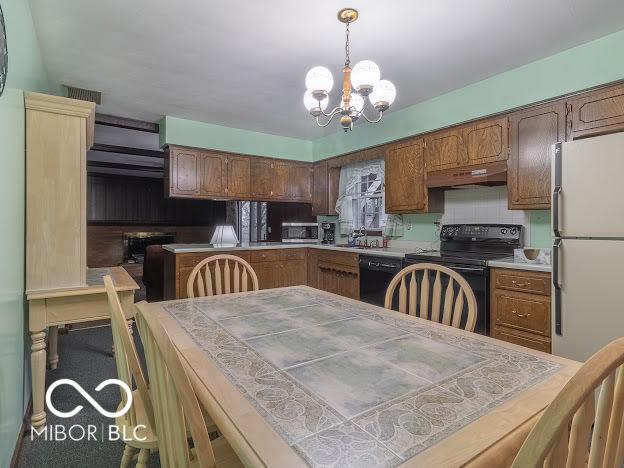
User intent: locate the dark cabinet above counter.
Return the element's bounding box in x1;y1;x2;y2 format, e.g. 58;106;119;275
165;145;311;203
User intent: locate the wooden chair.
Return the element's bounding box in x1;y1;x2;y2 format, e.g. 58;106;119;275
384;263;478;332
186;254;259;298
512;337;624;468
104;275;157;468
135;305;243;468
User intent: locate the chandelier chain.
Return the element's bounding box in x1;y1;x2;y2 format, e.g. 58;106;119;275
344;22;350;67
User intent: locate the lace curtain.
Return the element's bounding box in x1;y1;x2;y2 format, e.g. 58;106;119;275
334;159;403;237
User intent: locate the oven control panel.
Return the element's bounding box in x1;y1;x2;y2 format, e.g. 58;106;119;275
440;224;522;242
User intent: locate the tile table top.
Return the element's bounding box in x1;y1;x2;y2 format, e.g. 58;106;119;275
159;287;565;467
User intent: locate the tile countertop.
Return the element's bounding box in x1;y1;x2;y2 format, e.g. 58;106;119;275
162;242;416;258
487;257;552;273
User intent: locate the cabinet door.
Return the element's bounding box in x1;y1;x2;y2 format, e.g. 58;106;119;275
289;163;312;202
199;152;226;197
508;102;566;209
385;139;426;213
250;158;273;199
252;262;281;290
568;84;624;139
169;147;200;196
273;162;290;200
282;260;307;287
464;117;508;166
424;128;466;171
227;155;251;198
317;263;359;300
312;161;329;215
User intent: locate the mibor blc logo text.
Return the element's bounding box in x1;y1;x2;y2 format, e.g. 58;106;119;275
32;378;147;442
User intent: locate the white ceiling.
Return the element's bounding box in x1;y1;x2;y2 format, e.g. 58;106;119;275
29;0;624;139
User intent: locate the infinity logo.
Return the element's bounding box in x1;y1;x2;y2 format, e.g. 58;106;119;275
45;379;133;419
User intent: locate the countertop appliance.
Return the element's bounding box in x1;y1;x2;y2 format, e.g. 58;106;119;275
281;222;319;243
321;222;335;244
404;223;523;335
359;255;404;308
552;132;624;361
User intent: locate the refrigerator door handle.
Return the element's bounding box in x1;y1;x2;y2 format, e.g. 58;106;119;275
553;238;562;336
552;143;562;238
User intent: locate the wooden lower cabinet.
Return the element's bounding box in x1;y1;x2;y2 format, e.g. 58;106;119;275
315;251;360;300
251;249;308;290
307;248;319;288
490;268;552;353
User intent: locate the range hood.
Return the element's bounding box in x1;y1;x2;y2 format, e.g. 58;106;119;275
426;161;507;189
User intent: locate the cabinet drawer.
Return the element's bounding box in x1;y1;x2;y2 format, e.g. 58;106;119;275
280;248;306;261
494;292;550;336
250;249;280;263
491;326;550;353
178;251;250;268
317;250;359;269
493;269;551;296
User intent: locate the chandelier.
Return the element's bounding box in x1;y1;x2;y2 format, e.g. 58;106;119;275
303;8;396;132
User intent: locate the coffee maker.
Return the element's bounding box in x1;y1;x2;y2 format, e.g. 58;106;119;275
320;222;335;244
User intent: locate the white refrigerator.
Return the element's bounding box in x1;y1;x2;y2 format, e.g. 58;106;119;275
552;132;624;362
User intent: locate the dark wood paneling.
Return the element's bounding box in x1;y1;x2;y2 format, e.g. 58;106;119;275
88;174;226;225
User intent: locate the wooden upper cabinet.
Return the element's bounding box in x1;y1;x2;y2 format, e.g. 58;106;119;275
250;158;273;199
508;102;566;210
289;163;312;202
272;162;290;199
312;160;330;215
199;152;226;197
567;83;624;139
385;139;427;213
169;146;201;197
226;154;251;198
464;117;508;166
424;128;466;171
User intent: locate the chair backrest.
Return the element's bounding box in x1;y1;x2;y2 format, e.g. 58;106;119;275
103;275;154;429
135;303;216;468
186;254;259;298
512;337;624;468
384;263;477;332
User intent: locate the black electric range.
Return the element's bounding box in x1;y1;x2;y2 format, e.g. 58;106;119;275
404;224;523;335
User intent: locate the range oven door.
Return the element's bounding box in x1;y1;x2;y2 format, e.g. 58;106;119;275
403;260;490;335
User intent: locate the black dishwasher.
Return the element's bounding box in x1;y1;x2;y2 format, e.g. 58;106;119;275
359;255;404;308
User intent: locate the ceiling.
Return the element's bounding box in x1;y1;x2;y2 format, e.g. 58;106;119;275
29;0;624;139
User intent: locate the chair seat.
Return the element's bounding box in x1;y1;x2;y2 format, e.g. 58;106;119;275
114;389;158;450
190;436;244;468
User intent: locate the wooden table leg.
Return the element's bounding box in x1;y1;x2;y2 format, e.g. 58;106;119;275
47;325;59;370
31;330;47;429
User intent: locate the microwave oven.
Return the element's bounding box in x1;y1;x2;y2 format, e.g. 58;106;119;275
281;222;319;243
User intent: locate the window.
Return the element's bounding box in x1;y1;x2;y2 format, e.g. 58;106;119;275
238;201;267;242
351;172;384;231
335;159;388;235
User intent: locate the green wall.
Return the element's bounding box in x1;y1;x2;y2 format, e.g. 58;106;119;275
0;0;49;465
160;116;313;161
313;28;624;159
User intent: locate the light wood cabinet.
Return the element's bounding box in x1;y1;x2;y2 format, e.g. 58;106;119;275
490;268;551;353
508;102;566;210
311;160;331;215
272;161;290;199
307;248;319;288
425;117;509;172
385;138;444;214
250;158;273;199
251;248;308;289
289;163;313;202
567;83;624;139
25;93;95;293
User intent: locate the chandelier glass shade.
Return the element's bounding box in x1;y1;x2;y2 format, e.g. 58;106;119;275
303;8;396;131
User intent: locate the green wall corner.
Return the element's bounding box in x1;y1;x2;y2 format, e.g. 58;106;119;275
160;116;313;161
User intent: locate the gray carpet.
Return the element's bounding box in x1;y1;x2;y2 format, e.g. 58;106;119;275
18;326;160;468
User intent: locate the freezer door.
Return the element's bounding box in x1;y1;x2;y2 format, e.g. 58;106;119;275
552;132;624;238
552;238;624;361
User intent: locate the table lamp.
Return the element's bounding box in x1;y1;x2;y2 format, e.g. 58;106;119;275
210;225;239;245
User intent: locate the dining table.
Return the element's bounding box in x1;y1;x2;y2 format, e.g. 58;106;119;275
138;285;580;467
